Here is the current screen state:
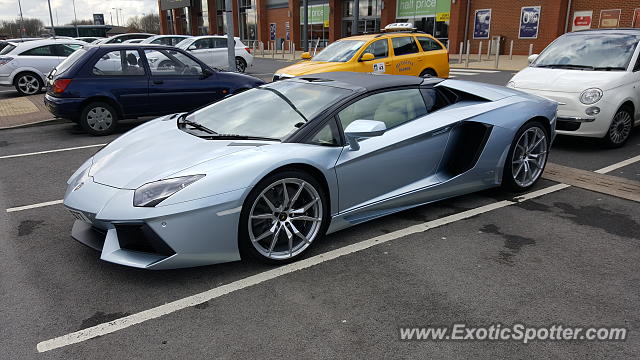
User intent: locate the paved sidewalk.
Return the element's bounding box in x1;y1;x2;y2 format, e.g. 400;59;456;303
0;94;56;129
451;55;529;71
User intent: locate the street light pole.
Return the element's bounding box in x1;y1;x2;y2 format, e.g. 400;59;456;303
72;0;79;37
112;8;120;26
47;0;56;39
17;0;24;39
352;0;359;35
224;0;236;71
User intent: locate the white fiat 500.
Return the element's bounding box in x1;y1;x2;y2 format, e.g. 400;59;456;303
508;29;640;147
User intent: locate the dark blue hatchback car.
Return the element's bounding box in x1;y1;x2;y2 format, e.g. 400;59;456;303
44;44;265;135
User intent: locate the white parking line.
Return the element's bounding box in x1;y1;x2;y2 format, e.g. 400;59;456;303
0;143;106;160
6;200;64;213
594;154;640;174
35;154;640;353
450;69;500;73
449;71;480;76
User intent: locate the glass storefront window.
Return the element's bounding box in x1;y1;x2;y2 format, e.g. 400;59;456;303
395;0;450;40
238;0;257;43
300;1;330;49
342;0;381;37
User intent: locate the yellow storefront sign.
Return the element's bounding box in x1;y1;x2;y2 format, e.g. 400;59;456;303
324;20;329;28
436;12;450;21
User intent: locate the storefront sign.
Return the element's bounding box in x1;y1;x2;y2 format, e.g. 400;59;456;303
473;9;491;39
160;0;191;11
93;14;105;26
599;9;621;28
632;9;640;28
396;0;451;19
519;6;540;39
300;4;329;25
572;10;592;31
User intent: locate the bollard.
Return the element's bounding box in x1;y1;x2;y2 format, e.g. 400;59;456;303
272;41;275;59
509;40;514;60
465;40;470;67
458;41;463;64
291;43;296;60
261;41;264;57
528;43;533;56
446;40;450;51
494;40;501;69
486;39;491;60
478;41;482;61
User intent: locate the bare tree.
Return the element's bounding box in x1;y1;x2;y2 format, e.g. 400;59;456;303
139;14;160;34
0;18;44;38
69;19;94;26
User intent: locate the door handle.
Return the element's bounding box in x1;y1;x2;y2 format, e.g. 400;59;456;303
153;80;164;85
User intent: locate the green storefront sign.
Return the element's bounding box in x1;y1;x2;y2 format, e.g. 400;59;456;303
300;4;330;25
396;0;450;19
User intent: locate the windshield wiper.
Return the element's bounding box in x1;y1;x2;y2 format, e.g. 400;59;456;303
593;66;626;71
261;87;309;123
203;134;279;141
177;113;217;135
536;64;594;70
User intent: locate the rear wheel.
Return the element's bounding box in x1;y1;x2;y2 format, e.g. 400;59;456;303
602;107;633;148
79;102;118;136
14;73;43;96
235;57;247;73
502;121;549;192
239;170;328;264
419;68;437;78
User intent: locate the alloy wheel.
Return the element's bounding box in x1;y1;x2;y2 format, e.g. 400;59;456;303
248;178;323;260
86;107;114;132
608;110;632;145
236;58;246;73
17;75;40;95
511;127;547;188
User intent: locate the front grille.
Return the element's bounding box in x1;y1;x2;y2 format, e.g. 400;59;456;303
556;121;581;131
114;224;175;257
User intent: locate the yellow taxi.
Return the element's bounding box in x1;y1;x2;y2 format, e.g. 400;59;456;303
273;23;449;81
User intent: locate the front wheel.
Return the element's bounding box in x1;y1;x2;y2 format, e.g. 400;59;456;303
79;102;118;136
502;121;549;192
235;57;247;73
602;107;633;148
239;170;328;264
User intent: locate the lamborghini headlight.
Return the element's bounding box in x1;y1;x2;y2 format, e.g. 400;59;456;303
133;175;205;207
579;88;603;105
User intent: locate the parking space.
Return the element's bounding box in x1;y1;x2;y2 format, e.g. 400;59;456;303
1;63;639;359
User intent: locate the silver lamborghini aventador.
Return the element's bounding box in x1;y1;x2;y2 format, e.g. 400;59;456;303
63;72;557;269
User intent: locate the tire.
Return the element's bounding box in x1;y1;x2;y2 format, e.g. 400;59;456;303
419;68;437;78
235;57;247;73
14;72;43;96
238;170;329;264
79;102;118;136
502;120;550;192
602;107;633;148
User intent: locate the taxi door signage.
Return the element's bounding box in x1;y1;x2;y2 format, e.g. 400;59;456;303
395;60;413;73
373;63;386;74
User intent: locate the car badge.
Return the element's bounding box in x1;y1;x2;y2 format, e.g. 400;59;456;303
74;182;85;191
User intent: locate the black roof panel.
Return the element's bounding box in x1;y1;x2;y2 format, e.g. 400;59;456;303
289;71;428;91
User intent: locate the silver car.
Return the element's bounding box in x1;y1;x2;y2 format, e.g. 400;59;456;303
64;72;557;269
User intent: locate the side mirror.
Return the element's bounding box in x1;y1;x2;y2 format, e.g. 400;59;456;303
201;67;215;79
188;45;197;51
528;54;539;64
344;120;386;151
360;53;375;62
301;52;312;60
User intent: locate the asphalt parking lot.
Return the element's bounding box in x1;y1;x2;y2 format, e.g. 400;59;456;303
1;61;639;359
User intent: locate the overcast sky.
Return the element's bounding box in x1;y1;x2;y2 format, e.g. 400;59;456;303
0;0;157;25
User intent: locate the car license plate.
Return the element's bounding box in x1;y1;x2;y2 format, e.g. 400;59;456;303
69;209;91;223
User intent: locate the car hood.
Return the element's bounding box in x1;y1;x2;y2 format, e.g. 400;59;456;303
89;117;258;190
277;61;351;76
511;67;629;92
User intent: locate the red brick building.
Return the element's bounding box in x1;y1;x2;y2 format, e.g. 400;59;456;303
158;0;640;54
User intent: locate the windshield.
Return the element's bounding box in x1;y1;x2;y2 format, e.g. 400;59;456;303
175;38;192;49
534;34;640;70
312;40;366;62
186;81;352;139
54;48;87;75
0;44;16;55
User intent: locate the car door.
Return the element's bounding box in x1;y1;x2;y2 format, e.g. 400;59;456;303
143;49;224;114
334;88;451;213
353;38;392;74
91;49;149;116
415;36;449;77
187;38;215;67
390;36;423;76
17;45;60;77
632;47;640;123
